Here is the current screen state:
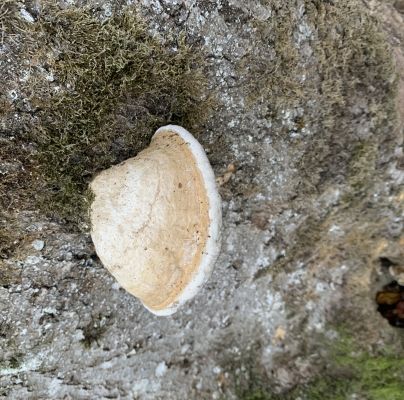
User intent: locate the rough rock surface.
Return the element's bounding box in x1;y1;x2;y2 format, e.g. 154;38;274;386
1;0;403;399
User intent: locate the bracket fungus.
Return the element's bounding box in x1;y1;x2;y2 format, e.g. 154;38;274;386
90;125;222;315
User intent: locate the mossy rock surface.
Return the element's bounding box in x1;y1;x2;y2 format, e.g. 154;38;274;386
0;2;210;237
0;0;403;399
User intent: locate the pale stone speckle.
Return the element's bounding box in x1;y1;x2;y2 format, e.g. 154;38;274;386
32;240;45;251
155;362;168;377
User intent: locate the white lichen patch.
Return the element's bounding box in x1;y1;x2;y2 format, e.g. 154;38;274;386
155;361;168;377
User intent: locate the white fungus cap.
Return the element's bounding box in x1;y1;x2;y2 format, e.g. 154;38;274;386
90;125;222;315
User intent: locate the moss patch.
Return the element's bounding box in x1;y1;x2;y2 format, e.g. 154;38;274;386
289;334;404;400
0;4;210;241
0;260;20;287
0;353;24;372
80;313;111;348
250;0;398;288
247;0;396;192
235;333;404;400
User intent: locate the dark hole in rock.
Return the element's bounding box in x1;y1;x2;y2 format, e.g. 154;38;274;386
379;257;396;268
376;281;404;328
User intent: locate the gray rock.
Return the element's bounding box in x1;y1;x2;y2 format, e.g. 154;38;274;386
1;0;404;399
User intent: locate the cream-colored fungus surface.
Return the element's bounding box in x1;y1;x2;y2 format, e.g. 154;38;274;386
90;126;222;315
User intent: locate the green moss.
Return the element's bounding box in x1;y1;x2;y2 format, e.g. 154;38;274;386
33;7;208;226
246;2;301;114
0;261;20;287
294;336;404;400
240;391;271;400
0;211;22;260
0;4;211;251
8;355;21;369
0;353;23;372
236;333;404;400
251;0;398;283
369;386;404;400
80;313;111;348
247;0;396;192
0;1;24;33
330;335;404;400
345;141;379;197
